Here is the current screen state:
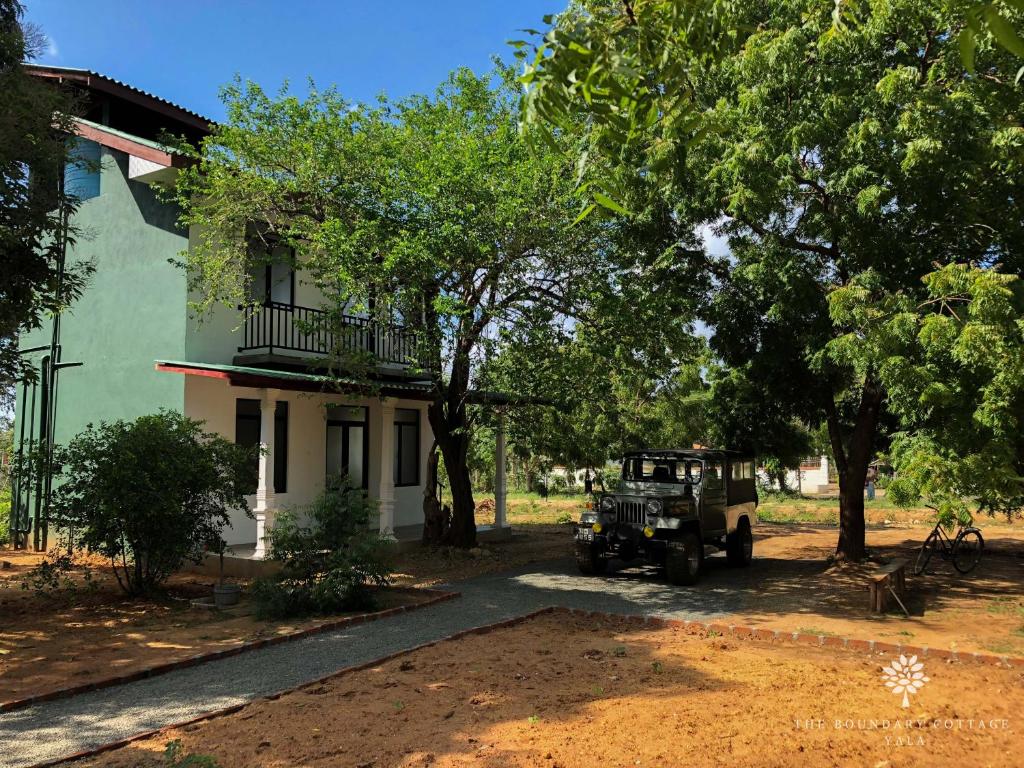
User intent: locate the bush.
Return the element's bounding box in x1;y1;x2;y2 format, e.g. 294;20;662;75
253;482;393;619
0;492;9;545
49;411;254;596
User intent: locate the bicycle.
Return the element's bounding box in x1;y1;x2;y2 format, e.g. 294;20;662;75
913;521;984;576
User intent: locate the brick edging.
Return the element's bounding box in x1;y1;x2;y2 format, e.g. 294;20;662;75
30;606;559;768
550;606;1024;668
0;587;459;716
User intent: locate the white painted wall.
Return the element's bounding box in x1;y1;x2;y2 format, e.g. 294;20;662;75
183;375;431;546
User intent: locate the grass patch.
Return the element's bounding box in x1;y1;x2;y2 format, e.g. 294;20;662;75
797;626;839;637
987;597;1024;617
758;501;840;525
983;640;1022;655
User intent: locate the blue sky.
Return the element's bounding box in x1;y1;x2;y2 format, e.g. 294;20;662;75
25;0;559;121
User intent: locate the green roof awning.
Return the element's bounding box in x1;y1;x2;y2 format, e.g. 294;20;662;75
155;360;557;408
155;360;436;399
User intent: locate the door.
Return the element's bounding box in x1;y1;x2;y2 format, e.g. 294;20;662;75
700;458;727;535
326;406;369;490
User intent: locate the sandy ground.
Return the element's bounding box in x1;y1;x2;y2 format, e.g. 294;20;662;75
734;524;1024;656
77;611;1024;768
0;552;431;704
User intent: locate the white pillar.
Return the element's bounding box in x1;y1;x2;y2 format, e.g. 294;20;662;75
494;412;508;529
253;389;278;559
377;398;396;537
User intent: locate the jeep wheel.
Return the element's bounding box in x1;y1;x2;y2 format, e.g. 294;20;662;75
576;544;608;575
665;533;702;586
726;518;753;567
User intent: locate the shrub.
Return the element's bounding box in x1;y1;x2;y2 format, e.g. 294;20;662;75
49;411;254;596
163;740;221;768
0;492;9;545
253;482;393;619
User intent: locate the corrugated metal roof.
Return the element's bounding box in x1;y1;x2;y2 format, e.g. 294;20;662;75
75;116;190;156
26;65;214;128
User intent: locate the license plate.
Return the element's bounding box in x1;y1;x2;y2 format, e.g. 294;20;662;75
578;527;594;542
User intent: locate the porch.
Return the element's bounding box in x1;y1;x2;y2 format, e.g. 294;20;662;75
155;360;512;557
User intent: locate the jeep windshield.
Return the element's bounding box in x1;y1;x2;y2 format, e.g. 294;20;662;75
621;457;703;484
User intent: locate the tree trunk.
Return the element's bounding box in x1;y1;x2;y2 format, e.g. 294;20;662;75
772;469;789;493
827;371;884;562
427;397;477;549
421;442;448;545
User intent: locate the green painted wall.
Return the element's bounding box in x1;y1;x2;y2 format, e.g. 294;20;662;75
17;146;188;447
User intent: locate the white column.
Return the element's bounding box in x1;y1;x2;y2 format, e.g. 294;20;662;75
494;411;508;529
253;389;278;559
377;398;396;537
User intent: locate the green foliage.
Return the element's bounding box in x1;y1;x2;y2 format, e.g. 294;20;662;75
173;67;619;546
19;550;98;598
162;740;221;768
48;411;254;596
525;0;1024;558
253;483;393;619
857;264;1024;526
0;487;9;545
0;1;92;382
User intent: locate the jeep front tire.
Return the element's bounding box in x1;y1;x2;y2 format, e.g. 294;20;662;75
665;532;702;586
726;517;753;567
576;543;608;575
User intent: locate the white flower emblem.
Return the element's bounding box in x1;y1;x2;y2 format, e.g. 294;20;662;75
881;654;929;708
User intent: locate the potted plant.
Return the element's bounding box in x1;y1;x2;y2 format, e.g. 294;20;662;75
211;536;241;608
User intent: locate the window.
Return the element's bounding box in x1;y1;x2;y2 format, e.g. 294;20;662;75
64;138;101;201
675;460;703;483
235;399;261;494
622;456;701;484
394;409;420;487
248;243;295;305
704;461;724;488
326;406;368;489
273;401;288;493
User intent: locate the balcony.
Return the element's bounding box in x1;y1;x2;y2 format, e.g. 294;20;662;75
238;302;418;367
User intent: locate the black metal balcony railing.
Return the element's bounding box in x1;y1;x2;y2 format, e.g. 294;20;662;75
238;302;418;366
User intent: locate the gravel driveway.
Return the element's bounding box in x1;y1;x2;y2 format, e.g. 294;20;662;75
0;557;743;768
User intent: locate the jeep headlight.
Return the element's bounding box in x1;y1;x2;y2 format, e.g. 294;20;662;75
600;496;616;513
646;498;663;516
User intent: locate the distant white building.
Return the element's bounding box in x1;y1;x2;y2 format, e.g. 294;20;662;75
758;456;833;494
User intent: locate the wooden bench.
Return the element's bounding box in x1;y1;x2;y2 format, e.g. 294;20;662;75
869;558;909;615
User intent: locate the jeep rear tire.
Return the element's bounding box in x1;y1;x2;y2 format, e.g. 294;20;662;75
576;544;608;575
665;532;702;586
726;517;753;567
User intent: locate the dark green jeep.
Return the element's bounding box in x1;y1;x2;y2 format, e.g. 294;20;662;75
575;449;758;585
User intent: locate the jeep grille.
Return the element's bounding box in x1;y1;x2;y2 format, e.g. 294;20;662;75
616;500;646;525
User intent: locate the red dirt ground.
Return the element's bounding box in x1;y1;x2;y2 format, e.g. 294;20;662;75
0;550;433;705
77;612;1024;768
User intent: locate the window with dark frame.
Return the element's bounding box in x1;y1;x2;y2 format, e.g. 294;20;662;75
247;242;296;306
326;405;369;490
235;399;261;495
273;401;288;493
394;408;420;487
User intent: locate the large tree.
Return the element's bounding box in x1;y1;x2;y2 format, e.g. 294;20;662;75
0;0;87;382
176;69;611;547
524;0;1024;560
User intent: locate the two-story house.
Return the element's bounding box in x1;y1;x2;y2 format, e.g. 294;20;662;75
13;67;509;554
